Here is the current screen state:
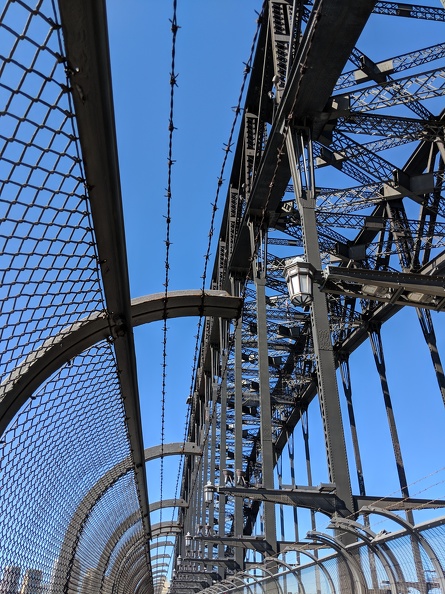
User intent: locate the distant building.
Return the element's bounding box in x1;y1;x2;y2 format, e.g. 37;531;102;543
0;567;21;594
20;570;43;594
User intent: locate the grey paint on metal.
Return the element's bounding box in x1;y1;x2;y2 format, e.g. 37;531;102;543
115;549;147;594
307;531;368;594
291;547;337;594
57;0;152;566
253;263;277;554
151;563;169;571
0;291;241;436
362;506;445;594
328;518;402;594
144;441;202;462
243;565;281;594
151;554;171;562
49;441;196;594
150;521;183;538
287;130;354;524
227;0;377;274
150;540;175;550
149;498;188;513
106;533;146;594
218;346;228;579
97;511;143;588
234;313;244;570
50;458;135;594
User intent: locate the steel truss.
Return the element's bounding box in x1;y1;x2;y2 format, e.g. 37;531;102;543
172;0;445;591
3;0;445;594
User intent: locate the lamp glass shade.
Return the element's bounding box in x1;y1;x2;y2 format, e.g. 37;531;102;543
284;258;313;306
203;481;215;504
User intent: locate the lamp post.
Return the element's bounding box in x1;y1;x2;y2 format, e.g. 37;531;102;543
283;257;315;306
204;481;215;505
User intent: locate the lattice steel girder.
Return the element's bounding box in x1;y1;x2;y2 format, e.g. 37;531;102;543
322;265;445;310
373;1;445;20
336;42;445;89
0;290;241;436
334;67;445;114
228;0;377;275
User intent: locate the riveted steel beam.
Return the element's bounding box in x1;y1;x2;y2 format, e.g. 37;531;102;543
144;441;202;462
151;522;183;538
57;0;152;570
149;499;188;513
0;291;241;437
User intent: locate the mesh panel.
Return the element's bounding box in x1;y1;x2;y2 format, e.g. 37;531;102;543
0;0;105;391
321;556;354;594
106;521;144;579
108;535;147;594
0;342;140;593
73;473;142;591
419;525;445;593
299;563;334;594
0;1;149;590
385;534;425;585
352;546;389;589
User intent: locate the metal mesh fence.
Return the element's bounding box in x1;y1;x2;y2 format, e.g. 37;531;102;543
0;342;144;593
0;2;149;591
72;473;143;591
198;521;445;594
0;0;105;392
420;525;445;594
105;521;144;581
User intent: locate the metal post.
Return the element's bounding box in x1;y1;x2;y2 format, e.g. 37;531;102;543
249;226;277;555
234;294;245;570
218;321;229;579
417;308;445;406
287;128;354;527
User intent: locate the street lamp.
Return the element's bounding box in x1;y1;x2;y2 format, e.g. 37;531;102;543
185;532;192;548
204;481;215;505
283;257;315;306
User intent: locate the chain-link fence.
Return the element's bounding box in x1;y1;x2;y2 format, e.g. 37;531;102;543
0;1;150;593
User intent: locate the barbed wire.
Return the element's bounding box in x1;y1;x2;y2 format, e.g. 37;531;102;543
157;4;179;589
167;2;267;575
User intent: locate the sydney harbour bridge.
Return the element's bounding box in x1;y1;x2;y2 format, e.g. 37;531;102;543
2;1;445;594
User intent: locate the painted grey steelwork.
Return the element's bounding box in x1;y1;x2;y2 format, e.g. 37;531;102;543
3;0;445;593
48;437;203;594
56;0;152;568
172;0;445;590
0;291;241;436
198;518;445;594
149;499;188;513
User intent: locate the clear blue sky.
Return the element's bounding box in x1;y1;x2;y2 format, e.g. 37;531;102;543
106;0;262;520
105;0;445;541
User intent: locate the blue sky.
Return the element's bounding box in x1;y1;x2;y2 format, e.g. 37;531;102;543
106;0;262;513
104;0;445;542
